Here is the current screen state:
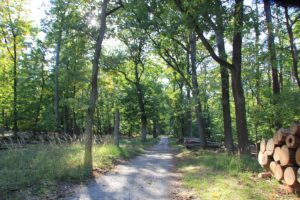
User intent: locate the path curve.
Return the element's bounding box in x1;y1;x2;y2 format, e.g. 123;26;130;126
70;137;174;200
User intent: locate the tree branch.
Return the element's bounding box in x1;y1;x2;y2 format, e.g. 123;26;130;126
106;2;123;16
174;0;234;71
118;69;135;84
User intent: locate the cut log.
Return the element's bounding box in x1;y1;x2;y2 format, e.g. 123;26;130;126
260;138;266;153
266;138;275;156
291;122;300;136
273;128;290;145
270;161;284;180
273;147;282;162
280;145;296;166
270;161;277;173
284;167;299;186
297;168;300;184
285;134;300;149
295;147;300;166
258;172;272;179
274;162;285;180
258;151;272;169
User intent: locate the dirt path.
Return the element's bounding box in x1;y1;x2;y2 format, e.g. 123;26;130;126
69;137;174;200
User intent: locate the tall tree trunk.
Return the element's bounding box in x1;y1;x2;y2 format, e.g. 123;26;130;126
216;35;234;154
63;104;69;134
232;0;249;154
113;108;120;147
186;51;193;137
179;83;185;139
254;0;261;106
215;0;234;154
54;31;62;131
136;82;147;142
254;0;261;144
84;0;109;174
34;62;45;132
190;31;206;148
133;59;147;142
153;120;158;138
284;6;300;90
12;35;18;134
264;0;280;94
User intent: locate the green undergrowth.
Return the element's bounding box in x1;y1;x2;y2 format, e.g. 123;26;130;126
175;149;298;200
0;137;158;198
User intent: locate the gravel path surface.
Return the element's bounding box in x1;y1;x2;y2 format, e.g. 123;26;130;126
70;137;174;200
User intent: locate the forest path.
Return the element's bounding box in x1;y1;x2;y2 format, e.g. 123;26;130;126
69;137;175;200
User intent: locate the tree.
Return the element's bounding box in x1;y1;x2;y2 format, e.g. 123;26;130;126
264;0;280;95
84;0;110;174
284;6;300;90
174;0;249;154
0;0;32;134
118;34;148;142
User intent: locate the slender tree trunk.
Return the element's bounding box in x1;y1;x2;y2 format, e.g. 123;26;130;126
55;31;62;131
275;8;284;91
284;6;300;90
153;120;158;138
133;60;147;142
264;0;280;94
216;34;234;153
136;82;147;142
254;0;260;144
232;0;249;154
186;51;193;137
84;0;109;174
254;0;261;105
63;105;69;134
113;108;120;147
215;1;234;153
179;83;186;139
190;31;206;148
12;35;18;134
34;62;45;132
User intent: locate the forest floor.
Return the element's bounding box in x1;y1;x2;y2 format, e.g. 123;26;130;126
68;137;179;200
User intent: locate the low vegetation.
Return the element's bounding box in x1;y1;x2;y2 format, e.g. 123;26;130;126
175;148;299;200
0;137;158;198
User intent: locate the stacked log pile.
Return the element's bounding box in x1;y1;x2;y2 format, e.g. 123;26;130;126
258;123;300;190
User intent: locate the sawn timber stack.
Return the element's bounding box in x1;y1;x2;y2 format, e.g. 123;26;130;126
258;123;300;189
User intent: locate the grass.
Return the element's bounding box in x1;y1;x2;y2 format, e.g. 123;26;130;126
0;137;158;198
175;148;299;200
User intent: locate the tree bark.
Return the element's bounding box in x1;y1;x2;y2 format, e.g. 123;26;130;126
54;31;62;131
284;6;300;90
113;108;120;147
231;0;249;154
84;0;109;174
190;31;206;148
12;35;18;134
135;80;147;142
34;62;45;132
264;0;280;94
186;52;193;138
153;120;158;138
215;0;234;153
